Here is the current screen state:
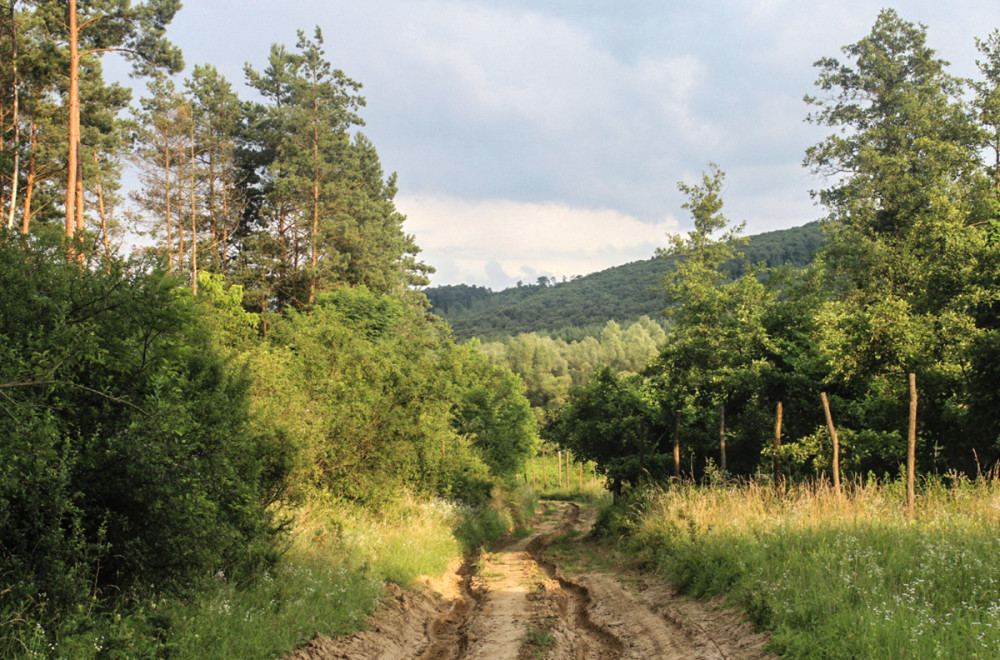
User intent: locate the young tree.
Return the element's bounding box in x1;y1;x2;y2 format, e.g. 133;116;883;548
133;74;188;270
185;64;243;275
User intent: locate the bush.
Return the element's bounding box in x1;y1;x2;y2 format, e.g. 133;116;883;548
0;232;287;632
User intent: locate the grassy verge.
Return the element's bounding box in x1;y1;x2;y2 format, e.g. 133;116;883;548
9;487;535;659
602;476;1000;659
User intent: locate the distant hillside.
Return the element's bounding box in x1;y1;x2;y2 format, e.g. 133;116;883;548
425;222;825;340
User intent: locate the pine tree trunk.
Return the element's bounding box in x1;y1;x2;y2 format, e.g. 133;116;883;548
21;122;35;234
190;123;197;295
164;144;173;270
93;150;111;259
6;3;19;231
65;0;79;237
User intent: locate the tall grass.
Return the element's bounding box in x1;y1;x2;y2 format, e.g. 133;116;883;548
608;475;1000;659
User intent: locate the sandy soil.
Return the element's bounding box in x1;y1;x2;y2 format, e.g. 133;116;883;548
283;501;775;660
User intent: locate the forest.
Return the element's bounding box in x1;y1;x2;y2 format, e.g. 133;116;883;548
4;2;1000;657
424;221;824;340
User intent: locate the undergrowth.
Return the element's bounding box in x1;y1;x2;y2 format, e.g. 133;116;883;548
5;487;535;659
602;475;1000;659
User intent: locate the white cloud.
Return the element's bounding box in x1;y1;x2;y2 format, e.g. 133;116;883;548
398;194;679;289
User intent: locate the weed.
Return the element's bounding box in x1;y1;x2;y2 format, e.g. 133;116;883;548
523;622;556;658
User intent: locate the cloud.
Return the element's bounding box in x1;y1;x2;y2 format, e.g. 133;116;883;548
398;194;679;289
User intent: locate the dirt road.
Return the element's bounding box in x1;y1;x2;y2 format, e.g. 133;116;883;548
285;501;773;660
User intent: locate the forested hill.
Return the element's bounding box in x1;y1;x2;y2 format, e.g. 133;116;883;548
425;221;824;340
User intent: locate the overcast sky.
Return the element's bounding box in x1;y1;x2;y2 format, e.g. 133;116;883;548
121;1;1000;290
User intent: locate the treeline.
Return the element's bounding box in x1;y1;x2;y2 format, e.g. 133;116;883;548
553;12;1000;495
477;317;667;423
0;6;538;653
0;3;429;305
424;222;824;340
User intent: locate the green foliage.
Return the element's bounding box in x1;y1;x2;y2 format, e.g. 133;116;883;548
0;232;286;633
451;346;539;478
245;286;536;506
551;12;1000;483
425;223;824;341
803;9;1000;473
551;368;670;495
478;317;668;425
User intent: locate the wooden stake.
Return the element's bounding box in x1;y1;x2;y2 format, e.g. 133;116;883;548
821;392;841;497
557;449;562;488
907;373;918;518
773;401;783;480
673;409;682;479
719;404;727;474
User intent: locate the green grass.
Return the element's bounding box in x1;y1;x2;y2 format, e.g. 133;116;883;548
607;476;1000;659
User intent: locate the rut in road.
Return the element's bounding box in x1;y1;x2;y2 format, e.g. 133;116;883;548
284;500;773;660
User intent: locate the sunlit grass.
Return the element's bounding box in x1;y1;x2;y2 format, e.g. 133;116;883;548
611;476;1000;658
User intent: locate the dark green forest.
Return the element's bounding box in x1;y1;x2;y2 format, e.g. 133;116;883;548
424;222;824;340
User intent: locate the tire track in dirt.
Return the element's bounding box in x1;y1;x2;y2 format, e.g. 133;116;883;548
283;500;773;660
523;502;623;659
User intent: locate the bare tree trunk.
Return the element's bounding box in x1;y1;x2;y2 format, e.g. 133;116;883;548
92;150;111;259
557;449;562;488
21;122;34;233
719;404;726;474
773;402;783;480
308;91;321;306
6;2;19;231
163;143;174;270
220;182;229;273
673;409;681;479
65;0;79;237
75;140;84;231
75;142;85;231
190;121;197;295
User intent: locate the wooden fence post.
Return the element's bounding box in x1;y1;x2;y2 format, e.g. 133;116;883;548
673;409;682;479
821;392;841;497
557;449;562;488
907;373;918;518
773;401;783;483
719;404;727;474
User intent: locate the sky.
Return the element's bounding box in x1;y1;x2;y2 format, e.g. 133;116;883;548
114;1;1000;290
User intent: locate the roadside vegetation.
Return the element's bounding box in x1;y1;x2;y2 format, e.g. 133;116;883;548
601;476;1000;658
